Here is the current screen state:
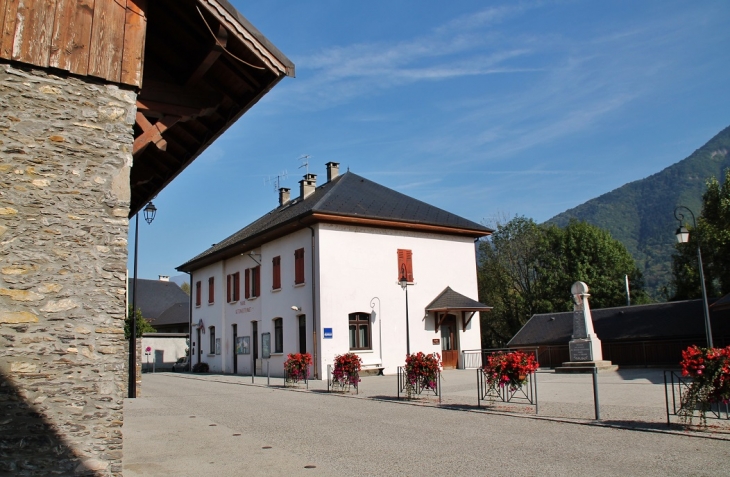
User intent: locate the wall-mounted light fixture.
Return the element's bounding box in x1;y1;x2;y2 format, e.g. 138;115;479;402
291;306;302;312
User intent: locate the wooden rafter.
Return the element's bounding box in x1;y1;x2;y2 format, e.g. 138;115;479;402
133;112;180;156
186;23;228;87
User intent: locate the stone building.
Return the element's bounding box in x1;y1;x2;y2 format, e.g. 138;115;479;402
0;1;292;475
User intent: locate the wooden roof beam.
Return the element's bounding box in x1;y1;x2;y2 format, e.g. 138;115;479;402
186;23;228;87
133;113;180;157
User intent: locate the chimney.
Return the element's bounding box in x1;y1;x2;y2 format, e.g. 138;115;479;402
326;162;340;182
279;187;291;206
299;173;317;199
159;275;169;281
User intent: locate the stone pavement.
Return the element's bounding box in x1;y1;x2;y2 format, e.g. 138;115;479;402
123;369;730;476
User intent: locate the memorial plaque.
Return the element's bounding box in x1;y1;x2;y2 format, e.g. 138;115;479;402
572;310;587;339
569;340;593;362
261;332;271;359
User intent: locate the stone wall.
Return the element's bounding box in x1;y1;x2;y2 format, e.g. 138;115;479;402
0;61;135;476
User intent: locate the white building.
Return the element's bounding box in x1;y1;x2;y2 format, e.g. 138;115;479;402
177;163;492;378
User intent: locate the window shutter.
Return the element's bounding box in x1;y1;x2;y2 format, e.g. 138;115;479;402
195;281;201;306
233;272;240;302
397;249;414;282
226;275;231;303
253;266;261;297
244;268;250;299
208;277;214;303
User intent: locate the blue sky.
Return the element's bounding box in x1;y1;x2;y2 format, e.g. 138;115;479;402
130;0;730;281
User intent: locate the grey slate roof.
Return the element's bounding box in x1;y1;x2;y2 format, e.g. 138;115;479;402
128;279;189;323
508;299;730;346
178;172;492;271
152;302;190;327
426;286;492;311
711;293;730;311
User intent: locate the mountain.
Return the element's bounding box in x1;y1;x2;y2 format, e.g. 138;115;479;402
548;125;730;299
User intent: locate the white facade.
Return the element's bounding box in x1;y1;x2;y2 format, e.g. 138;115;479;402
189;222;482;378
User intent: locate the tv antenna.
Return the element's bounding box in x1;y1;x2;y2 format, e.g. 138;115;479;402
264;170;288;191
298;154;311;175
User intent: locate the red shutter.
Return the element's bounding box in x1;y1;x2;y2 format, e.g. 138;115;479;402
253;266;261;297
244;268;250;299
195;281;201;306
295;248;305;284
208;277;214;303
226;274;231;303
272;256;281;289
397;249;414;282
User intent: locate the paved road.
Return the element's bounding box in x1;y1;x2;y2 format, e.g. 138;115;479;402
124;371;730;476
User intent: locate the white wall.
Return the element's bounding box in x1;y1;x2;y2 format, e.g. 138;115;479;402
190;223;483;377
141;335;188;370
317;223;482;375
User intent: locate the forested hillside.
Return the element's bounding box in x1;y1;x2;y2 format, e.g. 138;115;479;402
548;125;730;299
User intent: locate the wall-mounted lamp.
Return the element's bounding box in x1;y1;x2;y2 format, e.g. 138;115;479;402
291;306;302;312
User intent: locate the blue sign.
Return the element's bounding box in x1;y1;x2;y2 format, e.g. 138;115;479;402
323;328;333;339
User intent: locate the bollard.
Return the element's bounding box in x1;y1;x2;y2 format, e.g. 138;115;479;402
267;360;270;386
592;367;601;420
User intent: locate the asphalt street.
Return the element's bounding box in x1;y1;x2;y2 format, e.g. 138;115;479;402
124;371;730;476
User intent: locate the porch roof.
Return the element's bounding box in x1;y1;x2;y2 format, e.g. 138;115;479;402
425;287;492;312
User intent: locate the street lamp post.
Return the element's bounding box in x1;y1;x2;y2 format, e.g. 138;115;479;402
398;264;411;356
674;205;713;348
129;202;157;399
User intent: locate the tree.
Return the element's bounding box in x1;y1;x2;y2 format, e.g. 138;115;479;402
478;216;648;347
671;169;730;300
180;281;191;295
125;305;156;339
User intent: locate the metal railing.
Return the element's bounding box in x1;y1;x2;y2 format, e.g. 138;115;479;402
397;366;441;403
477;367;538;413
284;366;309;389
463;347;540;369
326;364;359;394
664;370;729;425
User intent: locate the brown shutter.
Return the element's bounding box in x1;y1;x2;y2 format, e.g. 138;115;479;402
208;277;214;303
226;274;231;303
294;248;305;284
195;281;201;306
244;268;250;299
253;266;261;297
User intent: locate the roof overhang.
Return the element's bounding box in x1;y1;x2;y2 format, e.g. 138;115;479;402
130;0;294;216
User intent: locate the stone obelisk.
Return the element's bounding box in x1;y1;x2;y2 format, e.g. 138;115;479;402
555;282;617;373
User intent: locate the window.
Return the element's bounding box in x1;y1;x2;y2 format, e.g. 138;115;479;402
274;318;283;353
233;272;240;302
348;312;371;350
298;315;306;354
251;266;260;297
397;249;414;282
195;281;201;307
209;326;215;354
244;269;250;299
227;272;240;303
208;277;214;304
272;256;281;290
294;248;305;284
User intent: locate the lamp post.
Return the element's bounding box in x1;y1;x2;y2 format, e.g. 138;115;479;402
129;201;157;399
674;205;713;348
398;264;411;356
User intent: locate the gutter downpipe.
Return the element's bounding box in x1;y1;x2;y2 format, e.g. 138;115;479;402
306;224;319;379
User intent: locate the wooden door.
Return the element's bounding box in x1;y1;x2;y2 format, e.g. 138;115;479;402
441;315;458;369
